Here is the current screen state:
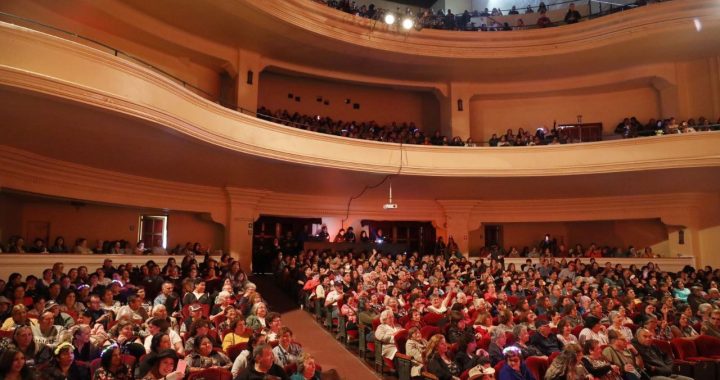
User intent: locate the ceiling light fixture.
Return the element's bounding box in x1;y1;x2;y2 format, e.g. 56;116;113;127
402;18;414;30
384;13;396;25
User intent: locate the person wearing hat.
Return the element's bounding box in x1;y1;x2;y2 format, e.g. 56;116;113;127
529;319;563;356
180;303;204;335
0;296;12;322
45;342;90;380
579;316;608;346
467;364;495;380
139;349;184;380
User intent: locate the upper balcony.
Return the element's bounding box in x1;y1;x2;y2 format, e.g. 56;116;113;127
1;19;719;186
2;0;719;84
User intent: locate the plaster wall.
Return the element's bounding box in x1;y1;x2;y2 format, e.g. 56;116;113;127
469;86;660;141
1;193;224;250
468;219;668;256
0;0;223;99
258;72;440;131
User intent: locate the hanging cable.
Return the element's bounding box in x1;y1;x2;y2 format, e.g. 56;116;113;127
341;141;404;227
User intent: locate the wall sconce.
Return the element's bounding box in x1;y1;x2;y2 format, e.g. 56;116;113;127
246;70;253;85
457;99;463;111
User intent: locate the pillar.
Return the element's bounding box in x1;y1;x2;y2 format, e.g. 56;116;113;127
651;78;679;119
235;49;263;114
439;82;472;139
224;187;269;272
437;200;478;256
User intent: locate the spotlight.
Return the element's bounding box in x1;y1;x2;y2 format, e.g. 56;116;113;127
401;18;414;30
693;18;702;32
384;13;395;25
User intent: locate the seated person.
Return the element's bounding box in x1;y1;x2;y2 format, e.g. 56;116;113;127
273;327;303;368
529;320;563;356
186;335;231;372
424;334;461;380
221;318;250;352
235;344;289;380
45;342;90;380
497;346;536;380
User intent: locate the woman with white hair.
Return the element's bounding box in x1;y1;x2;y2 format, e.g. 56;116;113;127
374;309;402;362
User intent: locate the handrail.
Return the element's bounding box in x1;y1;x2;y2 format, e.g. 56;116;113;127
318;0;663;31
0;12;217;102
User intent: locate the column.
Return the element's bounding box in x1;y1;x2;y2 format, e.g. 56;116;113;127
651;77;679;119
224;187;269;272
235;49;263;114
439;82;472;139
437;200;478;256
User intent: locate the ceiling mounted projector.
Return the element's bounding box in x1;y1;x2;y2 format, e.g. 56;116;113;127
383;180;398;210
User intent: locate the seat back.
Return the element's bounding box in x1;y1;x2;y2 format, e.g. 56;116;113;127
694;335;720;357
226;342;247;361
420;325;440;340
672;338;700;360
525;356;549;380
394;329;409;355
422;312;444;326
653;339;675;359
187;368;232;380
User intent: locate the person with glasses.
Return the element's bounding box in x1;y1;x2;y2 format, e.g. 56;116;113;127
497;346;535;380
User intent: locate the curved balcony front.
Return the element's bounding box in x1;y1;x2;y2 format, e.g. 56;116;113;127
1;21;719;179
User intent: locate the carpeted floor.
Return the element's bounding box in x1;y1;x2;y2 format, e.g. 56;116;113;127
251;275;382;380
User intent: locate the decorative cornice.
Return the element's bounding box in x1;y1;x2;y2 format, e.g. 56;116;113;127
0;146;225;214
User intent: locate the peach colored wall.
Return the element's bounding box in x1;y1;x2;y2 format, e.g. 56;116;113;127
469;87;660;141
676;58;717;120
469;220;668;254
0;193;23;243
3;193;224;249
258;72;440;131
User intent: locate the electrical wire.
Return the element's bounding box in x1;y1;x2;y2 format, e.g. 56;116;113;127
341;141;405;227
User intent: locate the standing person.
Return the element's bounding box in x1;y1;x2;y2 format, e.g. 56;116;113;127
564;3;582;24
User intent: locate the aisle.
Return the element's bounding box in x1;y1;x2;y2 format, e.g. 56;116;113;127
251;275;381;380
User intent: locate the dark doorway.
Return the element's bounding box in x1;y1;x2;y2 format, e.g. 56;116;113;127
484;224;502;248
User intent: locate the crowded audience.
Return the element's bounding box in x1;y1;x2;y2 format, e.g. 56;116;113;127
256;107;719;148
314;1;663;32
0;248;321;380
276;230;720;380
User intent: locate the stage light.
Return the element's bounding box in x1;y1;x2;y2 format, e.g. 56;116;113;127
402;18;414;30
384;13;396;25
693;18;702;32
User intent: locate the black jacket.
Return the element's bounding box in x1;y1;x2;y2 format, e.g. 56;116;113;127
632;339;672;376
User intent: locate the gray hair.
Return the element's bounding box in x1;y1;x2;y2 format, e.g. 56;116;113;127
512;324;527;339
608;310;619;323
490;328;505;340
252;344;271;360
380;309;394;323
